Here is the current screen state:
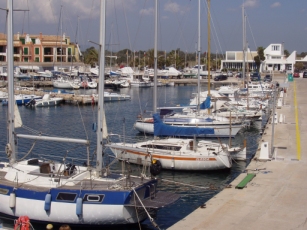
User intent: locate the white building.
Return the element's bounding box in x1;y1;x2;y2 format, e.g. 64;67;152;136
221;43;305;73
221;48;258;72
260;43;294;72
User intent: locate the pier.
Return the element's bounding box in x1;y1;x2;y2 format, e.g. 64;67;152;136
168;76;307;230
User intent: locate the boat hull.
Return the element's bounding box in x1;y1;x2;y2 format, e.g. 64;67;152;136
108;144;232;170
0;177;165;225
134;121;242;137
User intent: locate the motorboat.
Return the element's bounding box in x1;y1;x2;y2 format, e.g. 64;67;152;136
15;94;42;105
25;93;63;107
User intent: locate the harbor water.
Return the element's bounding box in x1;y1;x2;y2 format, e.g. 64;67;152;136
0;85;265;229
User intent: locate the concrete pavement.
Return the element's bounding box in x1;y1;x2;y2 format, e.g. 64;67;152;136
168;76;307;230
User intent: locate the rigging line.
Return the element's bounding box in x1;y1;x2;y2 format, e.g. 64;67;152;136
77;102;89;140
21;12;25;35
206;4;225;60
167;0;192;52
26;0;30;34
160;178;210;190
121;0;132;51
246;15;257;49
53;5;63;68
113;0;120;49
131;0;148;50
85;0;95;48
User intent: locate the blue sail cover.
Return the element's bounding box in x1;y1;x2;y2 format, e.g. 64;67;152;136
200;96;211;109
153;113;214;137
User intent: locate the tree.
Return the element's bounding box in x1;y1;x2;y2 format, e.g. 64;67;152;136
284;49;290;57
83;47;98;67
294;62;304;71
254;47;265;71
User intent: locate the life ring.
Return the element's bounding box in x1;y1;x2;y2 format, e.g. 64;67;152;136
14;216;30;230
150;159;162;176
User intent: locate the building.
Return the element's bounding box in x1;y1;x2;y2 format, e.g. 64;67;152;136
221;43;307;73
0;32;82;64
221;49;258;72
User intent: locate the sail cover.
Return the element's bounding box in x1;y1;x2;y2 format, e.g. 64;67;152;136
200;96;211;109
153;113;214;137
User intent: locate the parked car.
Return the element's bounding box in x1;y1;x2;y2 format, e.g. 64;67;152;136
227;72;233;77
293;72;300;78
263;74;272;82
214;75;228;81
303;72;307;78
236;72;242;78
250;72;260;81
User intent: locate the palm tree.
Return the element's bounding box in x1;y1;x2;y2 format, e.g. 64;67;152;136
83;47;99;67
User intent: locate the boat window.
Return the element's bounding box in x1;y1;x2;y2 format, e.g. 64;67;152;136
0;188;9;195
83;194;105;203
56;193;77;202
140;144;181;151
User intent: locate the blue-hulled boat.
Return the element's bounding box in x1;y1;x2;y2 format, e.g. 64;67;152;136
0;0;179;226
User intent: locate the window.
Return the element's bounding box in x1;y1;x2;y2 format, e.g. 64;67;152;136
24;47;28;55
82;194;105;203
272;45;280;51
68;48;71;56
35;47;39;55
56;192;77;202
35;57;39;62
31;39;35;44
24;57;28;62
20;38;25;45
226;52;235;60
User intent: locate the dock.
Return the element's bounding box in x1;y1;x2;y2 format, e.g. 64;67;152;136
168;76;307;230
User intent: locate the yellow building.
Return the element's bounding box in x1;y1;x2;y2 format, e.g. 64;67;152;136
0;32;81;64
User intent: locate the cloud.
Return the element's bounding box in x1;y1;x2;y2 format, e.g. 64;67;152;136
243;0;258;8
164;2;187;14
12;0;137;24
140;8;154;16
271;2;281;8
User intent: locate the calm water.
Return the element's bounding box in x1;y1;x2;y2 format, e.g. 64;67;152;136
0;85;263;229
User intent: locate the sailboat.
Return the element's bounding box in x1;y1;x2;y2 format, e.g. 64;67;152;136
134;0;244;138
0;0;179;226
107;0;232;170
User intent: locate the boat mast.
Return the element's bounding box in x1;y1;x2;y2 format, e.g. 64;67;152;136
197;0;201;114
153;0;158;113
96;0;106;175
207;0;211;115
7;0;16;165
242;5;246;86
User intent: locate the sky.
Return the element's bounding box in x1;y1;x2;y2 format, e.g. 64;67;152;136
0;0;306;54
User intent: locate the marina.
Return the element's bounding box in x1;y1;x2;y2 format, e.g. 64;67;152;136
0;77;283;229
0;0;306;229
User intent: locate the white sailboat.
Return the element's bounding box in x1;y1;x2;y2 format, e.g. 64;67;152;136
107;0;232;170
0;0;179;226
134;0;244;138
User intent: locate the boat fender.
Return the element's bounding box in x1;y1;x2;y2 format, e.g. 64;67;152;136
92;122;97;132
14;216;30;230
150;159;162;176
76;197;83;216
9;192;16;208
44;194;52;211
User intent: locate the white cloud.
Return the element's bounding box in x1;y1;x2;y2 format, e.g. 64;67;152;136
164;2;180;13
13;0;137;24
140;8;154;16
243;0;258;8
271;2;281;8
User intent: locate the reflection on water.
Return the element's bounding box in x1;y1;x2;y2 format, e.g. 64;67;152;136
0;86;264;229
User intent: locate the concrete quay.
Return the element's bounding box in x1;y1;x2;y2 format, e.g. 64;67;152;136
168;77;307;230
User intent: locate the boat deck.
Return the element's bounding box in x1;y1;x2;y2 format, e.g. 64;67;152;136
0;169;151;191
